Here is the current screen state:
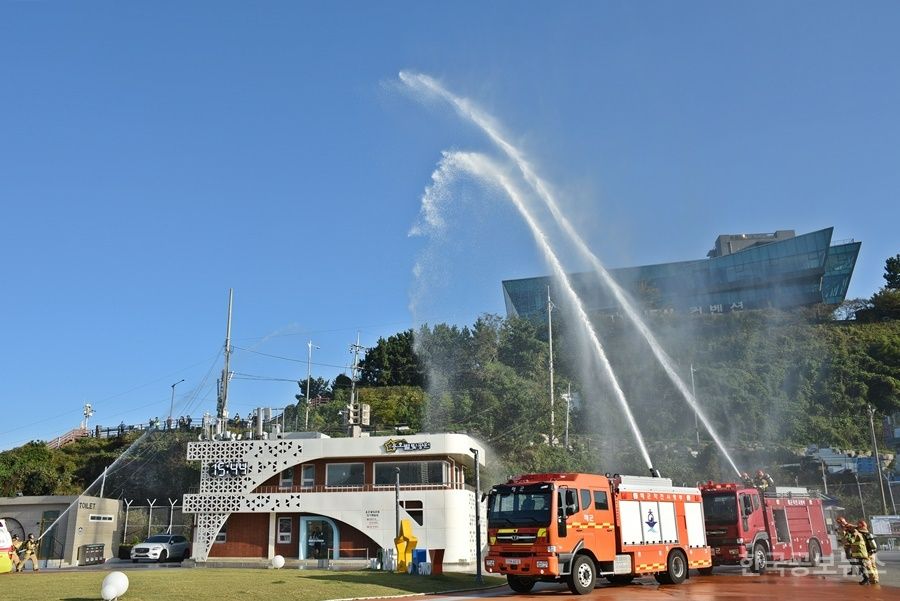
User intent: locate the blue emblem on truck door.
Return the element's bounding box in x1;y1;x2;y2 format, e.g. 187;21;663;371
645;509;657;532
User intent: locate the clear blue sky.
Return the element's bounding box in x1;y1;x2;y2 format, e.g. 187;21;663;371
2;2;898;450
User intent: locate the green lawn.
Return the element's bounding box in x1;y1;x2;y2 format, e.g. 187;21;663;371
1;568;503;601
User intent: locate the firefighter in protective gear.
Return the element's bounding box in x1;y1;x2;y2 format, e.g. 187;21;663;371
857;520;879;584
10;534;23;572
19;533;39;572
752;469;774;492
835;517;856;575
845;525;872;585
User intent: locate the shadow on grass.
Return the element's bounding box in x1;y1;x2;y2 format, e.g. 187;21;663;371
297;571;499;594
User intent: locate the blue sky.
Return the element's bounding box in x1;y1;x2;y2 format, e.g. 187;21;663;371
1;2;898;450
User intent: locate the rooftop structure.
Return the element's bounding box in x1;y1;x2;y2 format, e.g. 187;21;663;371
502;227;860;319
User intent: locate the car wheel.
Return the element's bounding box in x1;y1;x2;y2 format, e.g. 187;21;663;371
158;550;168;563
808;540;821;567
507;575;536;593
750;543;767;574
654;550;687;585
567;554;596;595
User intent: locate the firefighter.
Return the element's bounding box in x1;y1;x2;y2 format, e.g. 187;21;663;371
752;469;774;492
836;517;856;575
10;534;23;572
19;534;39;572
845;525;871;585
857;520;879;585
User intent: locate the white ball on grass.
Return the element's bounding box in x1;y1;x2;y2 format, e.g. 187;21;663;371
101;571;129;597
272;554;285;569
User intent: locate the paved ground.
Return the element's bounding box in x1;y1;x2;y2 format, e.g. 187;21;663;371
429;556;900;601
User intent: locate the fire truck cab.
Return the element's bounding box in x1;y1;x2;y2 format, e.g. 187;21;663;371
700;482;832;572
485;473;712;594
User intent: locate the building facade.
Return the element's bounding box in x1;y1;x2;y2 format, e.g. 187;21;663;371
183;432;486;565
0;495;120;567
502;227;860;319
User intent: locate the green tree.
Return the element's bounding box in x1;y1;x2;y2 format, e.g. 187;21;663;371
885;254;900;289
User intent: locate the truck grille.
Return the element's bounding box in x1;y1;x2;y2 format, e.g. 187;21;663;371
496;534;536;543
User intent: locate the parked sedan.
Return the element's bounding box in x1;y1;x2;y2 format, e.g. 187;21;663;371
131;534;190;563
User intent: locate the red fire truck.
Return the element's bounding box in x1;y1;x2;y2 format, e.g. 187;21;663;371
700;482;832;572
484;473;712;594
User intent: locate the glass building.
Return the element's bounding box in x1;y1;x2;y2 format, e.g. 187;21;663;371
502;228;860;319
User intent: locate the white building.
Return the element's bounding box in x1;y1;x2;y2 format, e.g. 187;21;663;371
183;432;486;566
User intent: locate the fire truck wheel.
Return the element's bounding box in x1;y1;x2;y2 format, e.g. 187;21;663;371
507;576;536;593
567;554;596;595
808;540;822;567
654;550;687;585
750;543;767;574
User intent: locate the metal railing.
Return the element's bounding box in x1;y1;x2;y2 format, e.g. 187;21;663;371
253;482;466;494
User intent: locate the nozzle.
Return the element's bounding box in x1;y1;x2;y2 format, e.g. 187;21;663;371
649;468;661;478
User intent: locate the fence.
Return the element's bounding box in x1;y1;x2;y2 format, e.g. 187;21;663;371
119;501;192;545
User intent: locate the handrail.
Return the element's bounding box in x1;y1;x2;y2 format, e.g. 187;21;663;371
251;482;466;494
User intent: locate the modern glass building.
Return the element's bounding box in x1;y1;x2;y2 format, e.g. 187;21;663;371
502;228;861;319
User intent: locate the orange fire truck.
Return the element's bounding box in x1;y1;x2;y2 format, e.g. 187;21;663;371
484;473;712;594
700;482;832;572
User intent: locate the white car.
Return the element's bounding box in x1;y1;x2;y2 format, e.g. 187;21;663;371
131;534;190;563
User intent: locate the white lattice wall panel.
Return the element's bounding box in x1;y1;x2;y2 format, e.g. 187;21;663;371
188;440;305;494
184;493;303;514
194;513;229;562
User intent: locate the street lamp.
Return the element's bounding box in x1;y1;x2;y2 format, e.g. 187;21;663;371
305;341;320;431
168;379;185;425
470;447;484;585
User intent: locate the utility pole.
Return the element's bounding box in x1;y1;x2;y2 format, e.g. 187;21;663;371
305;340;319;431
690;364;700;446
867;405;889;515
820;461;828;495
563;383;572;449
854;472;867;521
216;289;234;437
470;447;484;585
547;286;555;446
348;333;365;437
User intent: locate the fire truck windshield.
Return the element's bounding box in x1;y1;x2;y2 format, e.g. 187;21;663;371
703;491;738;523
487;483;552;528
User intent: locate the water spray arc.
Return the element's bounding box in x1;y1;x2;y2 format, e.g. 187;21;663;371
38;429;153;542
401;71;741;477
422;151;654;472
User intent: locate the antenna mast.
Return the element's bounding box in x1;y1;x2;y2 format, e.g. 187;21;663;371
216;288;234;437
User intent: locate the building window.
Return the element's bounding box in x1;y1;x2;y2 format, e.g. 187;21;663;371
374;461;449;485
326;463;365;487
279;467;294;489
301;465;315;488
215;519;227;543
400;500;424;526
278;517;292;544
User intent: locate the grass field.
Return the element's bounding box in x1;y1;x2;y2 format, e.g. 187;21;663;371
1;568;504;601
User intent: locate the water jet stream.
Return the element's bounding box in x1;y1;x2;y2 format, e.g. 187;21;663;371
421;151;654;471
38;429;152;541
402;70;741;477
